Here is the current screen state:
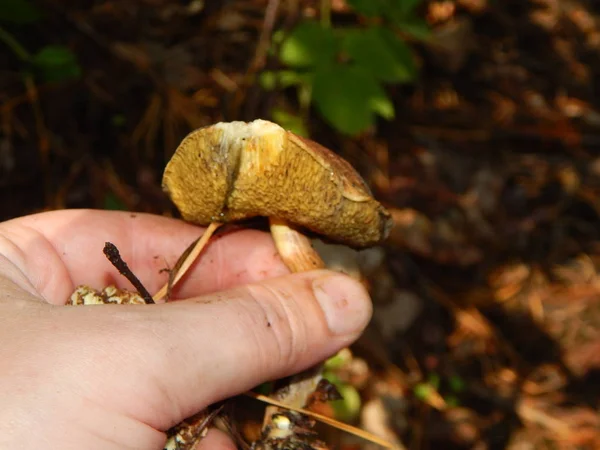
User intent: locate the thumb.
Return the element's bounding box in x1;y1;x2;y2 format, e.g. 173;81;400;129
102;269;372;429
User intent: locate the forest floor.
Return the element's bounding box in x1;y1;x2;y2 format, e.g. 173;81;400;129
2;1;600;449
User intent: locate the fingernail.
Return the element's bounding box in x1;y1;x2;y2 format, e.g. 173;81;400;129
312;274;372;336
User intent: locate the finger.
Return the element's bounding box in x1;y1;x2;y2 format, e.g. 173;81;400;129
0;209;288;304
195;428;237;450
56;270;371;430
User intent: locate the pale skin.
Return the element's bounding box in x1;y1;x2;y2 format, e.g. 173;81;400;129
0;209;372;450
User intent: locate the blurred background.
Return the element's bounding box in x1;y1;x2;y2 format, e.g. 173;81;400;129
2;0;600;448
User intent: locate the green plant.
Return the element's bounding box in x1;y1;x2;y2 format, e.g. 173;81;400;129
261;0;427;136
323;350;362;423
0;0;81;83
414;373;466;407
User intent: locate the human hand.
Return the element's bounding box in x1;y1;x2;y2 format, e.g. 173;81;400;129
0;209;372;450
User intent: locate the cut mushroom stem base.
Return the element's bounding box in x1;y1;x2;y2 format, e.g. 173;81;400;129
262;217;328;438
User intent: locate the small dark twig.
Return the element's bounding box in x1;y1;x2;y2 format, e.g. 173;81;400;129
103;242;154;304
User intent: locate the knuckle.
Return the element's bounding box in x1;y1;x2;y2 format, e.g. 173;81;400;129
245;283;308;369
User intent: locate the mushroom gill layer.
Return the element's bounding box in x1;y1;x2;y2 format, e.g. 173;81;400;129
162;119;393;248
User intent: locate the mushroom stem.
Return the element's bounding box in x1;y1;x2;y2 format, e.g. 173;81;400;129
269;217;326;273
153;222;222;302
263;218;327;434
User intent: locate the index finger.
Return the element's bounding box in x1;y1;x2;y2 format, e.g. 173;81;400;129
0;209;289;304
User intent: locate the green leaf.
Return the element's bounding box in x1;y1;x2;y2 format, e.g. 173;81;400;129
271;108;309;137
414;383;435;401
380;0;430;39
391;0;422;16
348;0;423;19
103;192;127;211
449;375;466;393
279;70;310;88
381;28;420;77
32;45;81;82
394;15;431;40
259;71;277;90
347;0;428;40
271;29;286;45
427;373;441;389
324;349;351;370
444;394;460;408
279;21;338;68
346;0;386;17
0;0;41;24
370;91;395;120
330;383;361;422
343;26;416;83
260;70;310;91
297;81;312;111
312;64;394;135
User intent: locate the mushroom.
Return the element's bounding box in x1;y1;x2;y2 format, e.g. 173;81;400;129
156;119;392;300
157;119;394;447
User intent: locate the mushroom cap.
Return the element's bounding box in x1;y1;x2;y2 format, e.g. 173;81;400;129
162;119;393;248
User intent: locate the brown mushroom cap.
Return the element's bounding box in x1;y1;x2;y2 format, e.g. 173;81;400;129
162;119;393;248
